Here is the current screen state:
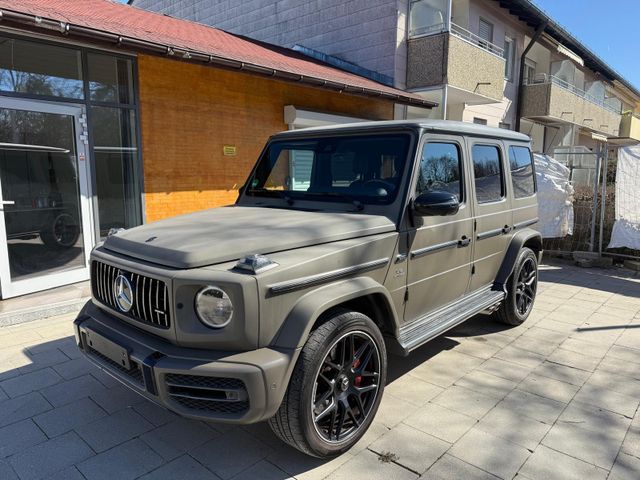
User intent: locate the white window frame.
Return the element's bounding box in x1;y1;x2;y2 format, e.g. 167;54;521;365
524;58;537;85
504;36;515;81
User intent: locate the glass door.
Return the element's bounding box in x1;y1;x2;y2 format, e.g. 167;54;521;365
0;98;93;298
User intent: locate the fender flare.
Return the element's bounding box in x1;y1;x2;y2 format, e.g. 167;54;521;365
494;228;542;288
272;276;400;350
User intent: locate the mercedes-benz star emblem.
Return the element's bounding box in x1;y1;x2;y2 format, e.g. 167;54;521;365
114;274;133;313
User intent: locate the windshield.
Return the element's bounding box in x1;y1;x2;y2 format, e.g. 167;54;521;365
245;133;412;205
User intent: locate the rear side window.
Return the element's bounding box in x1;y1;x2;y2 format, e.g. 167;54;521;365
509;146;536;198
472;145;504;203
416;142;463;201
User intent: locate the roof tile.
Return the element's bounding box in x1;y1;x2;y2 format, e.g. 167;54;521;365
0;0;434;106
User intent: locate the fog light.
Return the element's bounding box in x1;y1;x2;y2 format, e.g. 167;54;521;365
225;391;240;401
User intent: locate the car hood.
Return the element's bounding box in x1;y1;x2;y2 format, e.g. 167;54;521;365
103;206;396;269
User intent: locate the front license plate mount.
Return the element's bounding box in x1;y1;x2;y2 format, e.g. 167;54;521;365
84;328;131;370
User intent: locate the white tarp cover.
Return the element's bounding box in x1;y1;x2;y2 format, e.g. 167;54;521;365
534;154;574;238
608;145;640;249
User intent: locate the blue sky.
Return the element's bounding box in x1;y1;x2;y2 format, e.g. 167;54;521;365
531;0;639;89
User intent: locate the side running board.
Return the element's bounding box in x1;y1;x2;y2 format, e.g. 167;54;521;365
397;287;505;355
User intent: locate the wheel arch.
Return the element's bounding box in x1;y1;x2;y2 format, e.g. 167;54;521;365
494;228;542;288
271;277;400;351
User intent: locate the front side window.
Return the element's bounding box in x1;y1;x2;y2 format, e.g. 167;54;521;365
509;146;536;198
0;35;83;99
472;145;504;203
417;142;463;201
246;134;412;205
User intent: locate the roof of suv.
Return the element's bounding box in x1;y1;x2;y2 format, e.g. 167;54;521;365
277;119;531;142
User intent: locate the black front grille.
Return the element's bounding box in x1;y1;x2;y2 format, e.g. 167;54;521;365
164;373;249;415
173;396;250;414
91;261;171;329
165;374;245;390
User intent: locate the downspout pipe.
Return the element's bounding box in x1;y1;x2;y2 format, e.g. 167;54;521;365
515;21;548;132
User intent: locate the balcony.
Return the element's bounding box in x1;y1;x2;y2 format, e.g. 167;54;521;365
618;112;640;142
521;74;622;137
407;23;506;103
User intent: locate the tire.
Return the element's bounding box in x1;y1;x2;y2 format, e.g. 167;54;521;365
40;213;80;249
268;309;387;458
494;247;538;326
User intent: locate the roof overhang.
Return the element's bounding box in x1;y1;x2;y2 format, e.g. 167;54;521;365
0;5;437;109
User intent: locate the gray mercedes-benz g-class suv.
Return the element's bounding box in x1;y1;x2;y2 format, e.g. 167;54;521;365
74;120;541;457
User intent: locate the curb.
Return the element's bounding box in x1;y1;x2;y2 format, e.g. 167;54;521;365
0;297;89;327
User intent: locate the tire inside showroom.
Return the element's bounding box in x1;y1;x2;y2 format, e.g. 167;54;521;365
269;309;387;457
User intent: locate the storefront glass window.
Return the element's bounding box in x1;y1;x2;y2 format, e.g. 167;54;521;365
90;106;141;237
88;53;134;104
0;36;84;99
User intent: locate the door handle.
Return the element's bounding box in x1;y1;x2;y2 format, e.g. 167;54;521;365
0;200;15;205
502;225;513;234
458;235;471;247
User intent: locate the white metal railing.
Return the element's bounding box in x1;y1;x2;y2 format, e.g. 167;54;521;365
450;23;504;57
527;73;622;115
409;22;447;37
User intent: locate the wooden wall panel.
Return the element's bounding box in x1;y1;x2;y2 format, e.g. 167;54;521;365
137;54;395;222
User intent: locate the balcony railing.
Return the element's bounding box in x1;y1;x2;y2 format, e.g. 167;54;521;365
527;73;622;115
450;23;504;58
409;21;446;37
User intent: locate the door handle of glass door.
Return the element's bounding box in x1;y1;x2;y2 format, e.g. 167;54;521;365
0;200;15;205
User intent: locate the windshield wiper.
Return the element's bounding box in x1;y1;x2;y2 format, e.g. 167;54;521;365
303;191;364;211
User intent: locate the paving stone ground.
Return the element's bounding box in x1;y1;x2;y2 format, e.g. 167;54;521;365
0;259;639;480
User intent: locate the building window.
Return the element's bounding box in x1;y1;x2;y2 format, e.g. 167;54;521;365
509;146;536;198
473;117;488;125
417;142;463;201
504;36;515;81
472;145;504;203
90;107;141;236
409;0;448;37
86;52;141;238
499;122;511;130
478;18;494;48
524;59;536;84
87;53;134;104
0;36;84;99
0;34;144;240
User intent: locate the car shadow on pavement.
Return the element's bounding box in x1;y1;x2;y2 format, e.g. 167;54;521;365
1;320;484;480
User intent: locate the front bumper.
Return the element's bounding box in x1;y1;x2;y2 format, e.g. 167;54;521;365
74;301;296;424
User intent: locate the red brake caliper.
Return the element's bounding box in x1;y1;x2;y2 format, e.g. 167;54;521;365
353;358;362;387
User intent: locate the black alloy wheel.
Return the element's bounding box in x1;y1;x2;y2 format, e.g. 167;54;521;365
311;330;381;443
494;247;539;326
515;256;537;316
268;309;387;458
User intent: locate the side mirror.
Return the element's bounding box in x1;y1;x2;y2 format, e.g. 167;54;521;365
413;191;460;216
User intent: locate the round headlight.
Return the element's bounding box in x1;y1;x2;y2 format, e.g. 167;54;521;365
195;286;233;328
